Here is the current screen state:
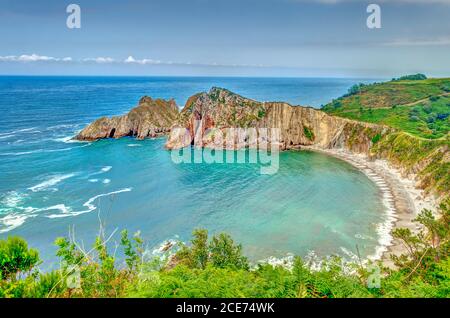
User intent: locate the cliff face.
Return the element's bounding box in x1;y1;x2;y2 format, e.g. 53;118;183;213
75;96;179;141
165;87;392;154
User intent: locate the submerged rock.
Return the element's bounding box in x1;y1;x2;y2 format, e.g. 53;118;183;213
75;96;179;141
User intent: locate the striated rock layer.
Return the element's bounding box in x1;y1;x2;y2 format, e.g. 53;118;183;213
165;87;393;155
75;96;179;141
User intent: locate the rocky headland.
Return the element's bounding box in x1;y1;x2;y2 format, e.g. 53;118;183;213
165;87;393;153
75;96;178;141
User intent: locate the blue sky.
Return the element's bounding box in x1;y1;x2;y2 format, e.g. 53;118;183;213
0;0;449;77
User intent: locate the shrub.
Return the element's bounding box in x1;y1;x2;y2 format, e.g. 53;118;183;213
209;233;248;270
0;237;39;281
303;126;315;141
393;74;427;81
430;96;440;102
436;113;449;120
423;105;433;114
371;133;381;144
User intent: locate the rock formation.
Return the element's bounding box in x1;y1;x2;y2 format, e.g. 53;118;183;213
165;87;393;155
75;96;179;141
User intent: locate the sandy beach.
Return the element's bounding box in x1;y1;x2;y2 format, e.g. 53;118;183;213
302;146;439;268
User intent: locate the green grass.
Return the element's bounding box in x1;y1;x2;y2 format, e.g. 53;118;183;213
323;77;450;112
323;78;450;139
334;96;449;139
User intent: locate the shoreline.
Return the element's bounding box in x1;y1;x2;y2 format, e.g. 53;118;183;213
302;146;438;267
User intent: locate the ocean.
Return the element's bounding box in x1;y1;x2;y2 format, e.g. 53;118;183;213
0;76;387;269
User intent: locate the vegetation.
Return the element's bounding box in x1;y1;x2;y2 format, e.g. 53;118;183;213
303;126;315;141
370;132;449;201
1;201;449;298
322;77;450;140
393;74;428;81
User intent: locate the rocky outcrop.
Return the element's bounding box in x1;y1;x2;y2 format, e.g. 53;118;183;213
165;87;393;154
75;96;179;141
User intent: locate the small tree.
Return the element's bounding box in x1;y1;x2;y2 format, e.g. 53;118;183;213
0;237;40;281
209;233;249;270
191;229;209;269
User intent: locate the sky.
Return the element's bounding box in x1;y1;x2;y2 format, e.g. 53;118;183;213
0;0;449;77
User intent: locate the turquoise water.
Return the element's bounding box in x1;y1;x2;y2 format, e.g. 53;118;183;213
0;76;386;269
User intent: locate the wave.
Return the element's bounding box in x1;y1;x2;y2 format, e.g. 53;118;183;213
127;144;142;147
258;254;295;271
0;127;38;136
347;163;397;262
151;237;180;257
28;173;76;192
102;179;111;184
0;214;31;234
339;247;359;263
355;233;375;240
46;124;80;130
0;191;25;207
46;188;132;218
0;134;15;140
0;143;91;156
0;191;37;233
53;136;82;143
85;166;112;179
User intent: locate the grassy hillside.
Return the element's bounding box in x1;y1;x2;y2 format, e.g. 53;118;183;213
323;77;450;139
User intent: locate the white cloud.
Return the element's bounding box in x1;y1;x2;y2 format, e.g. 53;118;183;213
82;57;115;63
0;54;72;62
0;53;268;68
124;55;161;65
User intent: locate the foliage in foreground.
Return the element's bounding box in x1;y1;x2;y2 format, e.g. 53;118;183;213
0;202;449;298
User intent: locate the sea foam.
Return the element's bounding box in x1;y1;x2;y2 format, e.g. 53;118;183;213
45;188;132;219
28;173;76;192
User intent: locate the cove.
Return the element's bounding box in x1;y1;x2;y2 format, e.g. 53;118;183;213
1;137;387;269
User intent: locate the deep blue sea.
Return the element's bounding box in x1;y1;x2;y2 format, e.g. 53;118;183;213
0;76;387;269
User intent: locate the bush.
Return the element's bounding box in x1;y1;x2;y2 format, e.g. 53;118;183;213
393;74;427;81
175;229;249;271
0;237;39;281
436;113;449;120
371;133;381;144
423;105;433;114
430;96;440;102
347;83;366;96
303;126;315;141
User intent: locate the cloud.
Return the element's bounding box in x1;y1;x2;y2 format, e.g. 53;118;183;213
124;55;161;65
0;54;72;62
82;57;115;63
0;53;268;68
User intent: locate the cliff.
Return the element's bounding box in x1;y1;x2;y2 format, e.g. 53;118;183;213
75;96;179;141
165;87;393;154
